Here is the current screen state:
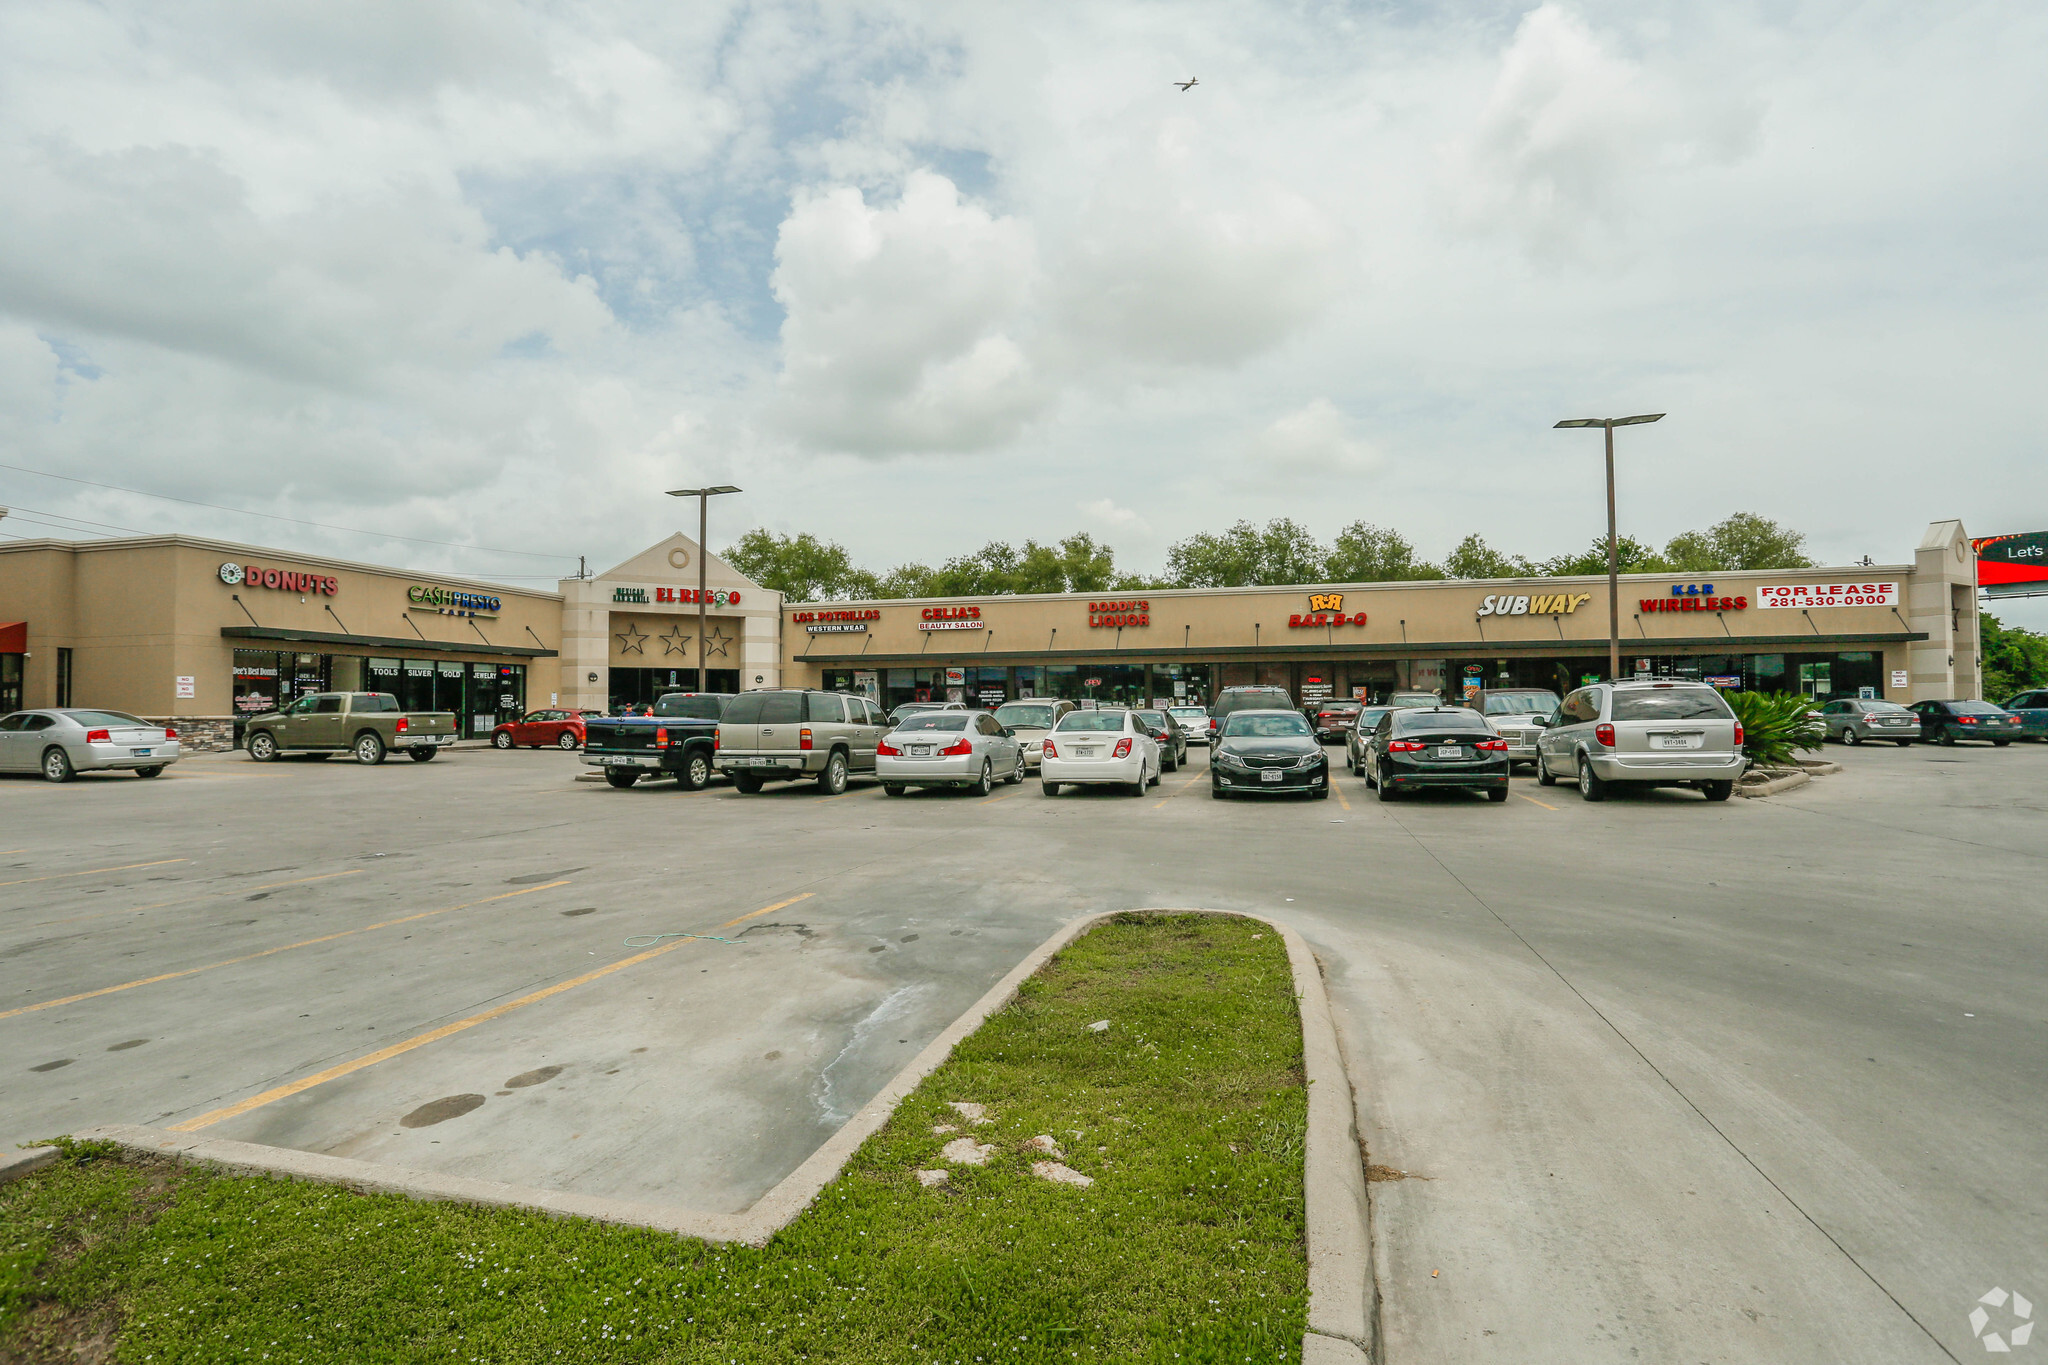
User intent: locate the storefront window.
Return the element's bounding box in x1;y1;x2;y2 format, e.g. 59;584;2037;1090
233;649;283;716
0;652;19;714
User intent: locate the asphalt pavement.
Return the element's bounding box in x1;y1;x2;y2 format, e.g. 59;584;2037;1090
2;737;2040;1362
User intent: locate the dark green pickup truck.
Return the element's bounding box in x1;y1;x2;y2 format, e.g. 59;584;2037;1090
243;692;457;765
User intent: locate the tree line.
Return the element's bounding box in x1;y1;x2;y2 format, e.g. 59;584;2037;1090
723;511;1817;603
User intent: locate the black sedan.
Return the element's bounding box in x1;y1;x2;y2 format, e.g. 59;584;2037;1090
1362;707;1510;802
1132;709;1191;772
1210;710;1329;800
1909;699;2023;746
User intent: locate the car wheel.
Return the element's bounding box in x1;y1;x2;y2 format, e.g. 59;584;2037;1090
971;760;994;797
354;732;386;766
134;765;164;778
883;783;907;797
1129;772;1147;796
1840;728;1860;746
1362;758;1377;789
1042;781;1060;797
604;769;639;788
1700;779;1733;801
1004;757;1023;784
1375;771;1398;802
1536;756;1558;786
733;774;763;794
247;731;278;762
817;750;849;795
679;752;712;791
1938;730;1956;746
1993;739;2012;748
1486;785;1508;802
1896;739;1913;747
493;731;515;749
1577;756;1606;802
557;732;579;750
1314;783;1330;800
407;748;437;762
41;747;75;783
1210;784;1228;799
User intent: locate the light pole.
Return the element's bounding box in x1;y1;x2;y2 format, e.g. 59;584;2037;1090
664;485;742;691
1553;414;1662;682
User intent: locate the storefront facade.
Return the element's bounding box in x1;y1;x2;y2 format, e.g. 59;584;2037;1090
0;535;562;749
780;520;1982;710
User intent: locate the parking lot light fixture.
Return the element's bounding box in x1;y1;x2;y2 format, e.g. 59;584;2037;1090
665;485;743;691
1553;414;1663;681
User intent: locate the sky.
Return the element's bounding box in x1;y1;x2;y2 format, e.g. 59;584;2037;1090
1;2;2044;624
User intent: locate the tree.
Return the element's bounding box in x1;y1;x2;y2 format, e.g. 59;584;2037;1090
1326;522;1445;583
1981;611;2048;701
1440;534;1539;580
872;562;936;599
1539;534;1673;577
1664;513;1814;572
1163;518;1327;588
722;529;874;601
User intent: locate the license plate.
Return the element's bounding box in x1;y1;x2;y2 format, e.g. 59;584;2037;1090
132;748;152;757
601;756;639;766
1261;770;1283;783
1075;747;1100;757
1652;734;1701;750
910;745;932;757
1435;746;1461;759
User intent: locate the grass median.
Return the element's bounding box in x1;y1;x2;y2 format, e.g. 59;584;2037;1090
3;912;1308;1362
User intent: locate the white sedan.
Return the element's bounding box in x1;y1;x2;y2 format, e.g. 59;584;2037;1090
876;711;1024;797
1040;708;1160;797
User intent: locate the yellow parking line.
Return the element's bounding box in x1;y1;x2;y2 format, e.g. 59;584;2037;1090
1516;792;1559;811
0;881;568;1022
979;792;1012;805
1152;773;1205;807
27;869;366;929
170;891;825;1132
817;791;859;803
1333;781;1352;812
718;891;817;929
0;858;187;890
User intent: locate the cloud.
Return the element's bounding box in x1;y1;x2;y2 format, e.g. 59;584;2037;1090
1248;399;1378;474
1078;497;1149;534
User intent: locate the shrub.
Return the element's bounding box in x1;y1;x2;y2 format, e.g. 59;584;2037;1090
1726;691;1826;768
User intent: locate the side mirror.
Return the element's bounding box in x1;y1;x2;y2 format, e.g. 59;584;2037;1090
1530;715;1550;728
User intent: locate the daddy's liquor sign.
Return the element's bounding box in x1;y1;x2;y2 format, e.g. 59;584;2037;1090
1089;599;1149;628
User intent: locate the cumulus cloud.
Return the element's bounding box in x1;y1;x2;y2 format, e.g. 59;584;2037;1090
1248;399;1378;474
1078;497;1149;534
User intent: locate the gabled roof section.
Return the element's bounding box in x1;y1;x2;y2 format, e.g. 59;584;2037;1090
589;533;767;595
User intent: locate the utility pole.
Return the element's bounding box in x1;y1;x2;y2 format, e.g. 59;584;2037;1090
664;485;741;690
1553;413;1663;682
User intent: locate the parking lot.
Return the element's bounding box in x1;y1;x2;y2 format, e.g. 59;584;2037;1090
5;738;2044;1362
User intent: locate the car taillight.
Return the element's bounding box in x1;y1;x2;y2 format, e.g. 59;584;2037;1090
1594;723;1615;747
396;717;409;733
1477;738;1508;751
940;738;974;756
800;726;814;749
877;740;900;756
1042;740;1058;759
656;727;669;747
1113;737;1132;758
1733;722;1744;747
85;728;111;743
164;727;178;739
1956;716;1977;725
1387;739;1424;752
714;729;721;750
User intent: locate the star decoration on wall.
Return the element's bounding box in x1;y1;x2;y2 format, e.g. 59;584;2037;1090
614;622;649;655
702;626;733;659
659;626;692;656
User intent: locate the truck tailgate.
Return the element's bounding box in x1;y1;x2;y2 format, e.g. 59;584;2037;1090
405;712;458;737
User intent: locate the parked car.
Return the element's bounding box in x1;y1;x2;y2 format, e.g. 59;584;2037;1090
244;692;455;765
1361;706;1509;802
0;709;182;782
877;710;1024;796
1816;698;1918;747
1040;708;1160;797
1343;705;1395;776
1166;704;1214;744
1532;681;1743;802
1471;688;1562;769
991;698;1076;772
1385;691;1442;709
1210;709;1329;800
492;709;593;750
1131;709;1190;771
1306;700;1363;744
888;700;966;726
1998;689;2048;739
584;692;733;789
717;689;887;794
1909;699;2023;746
1209;686;1294;737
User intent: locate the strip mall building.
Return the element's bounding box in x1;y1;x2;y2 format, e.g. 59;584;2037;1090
0;519;1983;739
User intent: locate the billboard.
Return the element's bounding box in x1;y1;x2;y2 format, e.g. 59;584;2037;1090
1973;531;2048;595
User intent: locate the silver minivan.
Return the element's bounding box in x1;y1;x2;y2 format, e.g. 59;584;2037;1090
1533;681;1746;802
715;689;887;795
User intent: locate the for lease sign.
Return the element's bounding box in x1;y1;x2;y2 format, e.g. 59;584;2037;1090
1756;582;1898;609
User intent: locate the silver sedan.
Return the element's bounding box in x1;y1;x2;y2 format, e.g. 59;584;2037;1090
876;710;1024;796
0;709;183;782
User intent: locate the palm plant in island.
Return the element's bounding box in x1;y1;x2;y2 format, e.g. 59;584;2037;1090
1726;691;1826;769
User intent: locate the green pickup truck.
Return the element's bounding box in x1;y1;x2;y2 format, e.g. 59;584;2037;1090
243;692;458;765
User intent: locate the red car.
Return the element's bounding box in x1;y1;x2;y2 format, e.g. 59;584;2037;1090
492;709;597;750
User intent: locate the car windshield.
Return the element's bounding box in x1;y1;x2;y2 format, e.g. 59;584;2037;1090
1392;711;1490;733
994;703;1058;729
1167;707;1206;719
1611;689;1732;722
1356;708;1391;728
1316;704;1360;714
351;694;400;713
1950;701;2009;716
1054;711;1128;733
1222;713;1313;738
63;710;149;727
1861;701;1912;713
895;714;970;732
653;694;725;720
1483;693;1560;715
1387;694;1438;708
1214;690;1292;714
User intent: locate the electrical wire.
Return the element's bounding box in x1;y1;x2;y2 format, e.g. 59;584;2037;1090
0;458;578;562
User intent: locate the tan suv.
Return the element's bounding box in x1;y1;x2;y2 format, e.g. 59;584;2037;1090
715;689;886;794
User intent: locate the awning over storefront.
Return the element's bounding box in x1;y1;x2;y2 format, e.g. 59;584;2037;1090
0;621;24;653
221;626;556;657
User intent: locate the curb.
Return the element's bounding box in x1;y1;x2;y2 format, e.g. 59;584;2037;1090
1736;769;1811;798
62;909;1373;1360
1;1145;60;1186
1795;758;1844;775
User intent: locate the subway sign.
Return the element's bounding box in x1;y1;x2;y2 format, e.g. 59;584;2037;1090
1476;591;1591;617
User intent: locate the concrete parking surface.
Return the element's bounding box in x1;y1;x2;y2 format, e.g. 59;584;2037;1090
4;740;2042;1362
